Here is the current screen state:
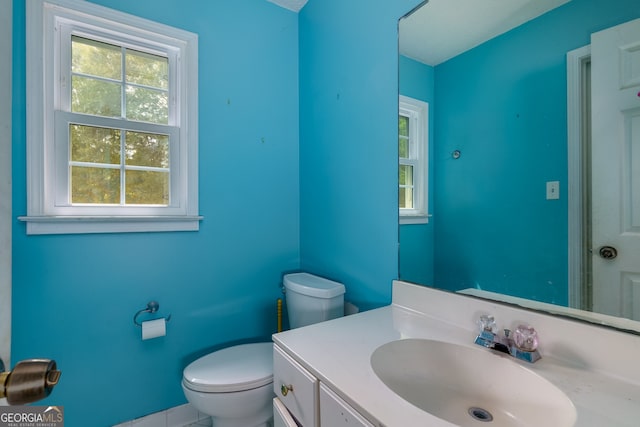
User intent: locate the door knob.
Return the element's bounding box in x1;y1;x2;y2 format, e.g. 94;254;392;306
598;246;618;260
0;359;61;405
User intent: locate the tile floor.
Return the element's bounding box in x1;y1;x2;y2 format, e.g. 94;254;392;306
182;419;212;427
112;403;211;427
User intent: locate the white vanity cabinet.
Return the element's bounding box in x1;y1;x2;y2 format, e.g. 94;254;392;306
273;344;318;427
319;383;374;427
273;344;374;427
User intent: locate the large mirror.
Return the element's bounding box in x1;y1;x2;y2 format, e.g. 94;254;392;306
398;0;640;333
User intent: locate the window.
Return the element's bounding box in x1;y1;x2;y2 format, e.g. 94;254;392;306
21;0;200;234
399;95;429;224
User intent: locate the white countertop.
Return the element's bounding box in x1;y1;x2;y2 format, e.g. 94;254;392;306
272;281;640;427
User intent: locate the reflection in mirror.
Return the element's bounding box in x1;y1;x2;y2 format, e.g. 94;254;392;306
398;0;640;333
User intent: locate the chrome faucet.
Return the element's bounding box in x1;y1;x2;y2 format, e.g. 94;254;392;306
474;315;498;347
474;315;541;363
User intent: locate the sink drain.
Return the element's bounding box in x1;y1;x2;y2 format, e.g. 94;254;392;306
468;407;494;422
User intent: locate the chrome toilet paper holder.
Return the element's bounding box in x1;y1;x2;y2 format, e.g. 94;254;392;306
133;301;172;327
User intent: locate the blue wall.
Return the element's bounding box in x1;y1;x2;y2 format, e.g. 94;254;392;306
298;0;422;311
432;0;640;304
23;0;627;424
399;55;436;286
12;1;299;425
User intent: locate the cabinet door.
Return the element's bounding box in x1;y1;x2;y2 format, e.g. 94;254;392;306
273;397;300;427
319;383;374;427
273;345;318;427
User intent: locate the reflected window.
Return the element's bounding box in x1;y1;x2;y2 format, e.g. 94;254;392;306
399;95;429;224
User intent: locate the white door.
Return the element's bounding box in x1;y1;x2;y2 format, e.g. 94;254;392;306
591;18;640;320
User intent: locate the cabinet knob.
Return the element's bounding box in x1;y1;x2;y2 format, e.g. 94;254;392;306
280;383;293;396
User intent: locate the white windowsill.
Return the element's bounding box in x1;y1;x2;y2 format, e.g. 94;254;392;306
18;215;203;235
400;215;430;225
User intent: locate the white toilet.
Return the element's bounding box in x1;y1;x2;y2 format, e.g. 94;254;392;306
283;272;345;329
181;272;345;427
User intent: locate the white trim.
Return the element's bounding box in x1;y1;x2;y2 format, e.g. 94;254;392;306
567;45;591;309
0;0;12;373
24;0;200;234
400;215;431;225
18;216;203;235
399;95;429;225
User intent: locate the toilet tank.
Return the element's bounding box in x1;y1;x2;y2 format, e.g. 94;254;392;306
283;273;345;329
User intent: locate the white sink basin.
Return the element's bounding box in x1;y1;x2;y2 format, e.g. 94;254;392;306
371;339;576;427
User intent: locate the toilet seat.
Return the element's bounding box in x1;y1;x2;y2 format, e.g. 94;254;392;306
183;342;273;393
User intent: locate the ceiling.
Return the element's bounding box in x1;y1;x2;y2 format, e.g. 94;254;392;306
267;0;308;13
400;0;572;66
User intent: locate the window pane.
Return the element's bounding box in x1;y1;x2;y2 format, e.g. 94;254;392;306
399;165;413;186
126;49;168;89
399;136;409;158
72;36;121;80
125;170;169;205
399;187;414;209
399;164;414;209
399;115;409;137
126;85;169;124
125;131;169;168
71;166;120;204
72;75;122;117
71;125;121;164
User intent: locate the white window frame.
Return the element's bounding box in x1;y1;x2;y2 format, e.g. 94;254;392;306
399;95;429;224
20;0;201;234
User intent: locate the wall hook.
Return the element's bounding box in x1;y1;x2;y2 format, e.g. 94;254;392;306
133;301;171;327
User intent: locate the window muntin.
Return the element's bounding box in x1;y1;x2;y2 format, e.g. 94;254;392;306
398;113;415;210
399;164;414;209
69;125;170;205
69;36;170;123
56;26;178;211
399;96;429;224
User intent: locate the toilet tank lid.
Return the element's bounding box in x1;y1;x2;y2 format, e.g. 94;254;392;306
284;272;345;298
183;342;273;393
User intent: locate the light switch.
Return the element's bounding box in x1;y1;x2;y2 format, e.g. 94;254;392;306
546;181;560;200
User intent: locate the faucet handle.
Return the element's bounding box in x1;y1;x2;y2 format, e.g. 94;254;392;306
474;315;497;348
514;325;539;352
478;314;496;333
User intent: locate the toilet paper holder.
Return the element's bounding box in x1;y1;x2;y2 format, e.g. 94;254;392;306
133;301;172;327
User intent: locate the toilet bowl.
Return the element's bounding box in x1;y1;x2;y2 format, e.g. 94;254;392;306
182;342;274;427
